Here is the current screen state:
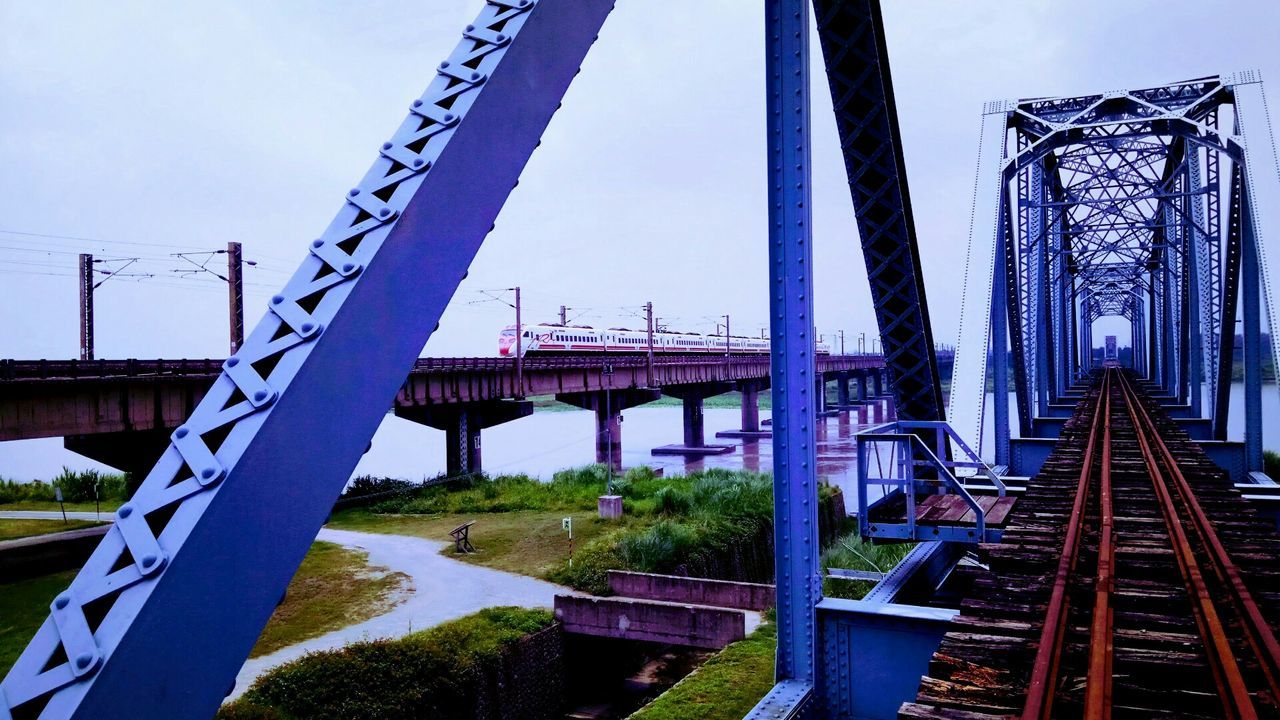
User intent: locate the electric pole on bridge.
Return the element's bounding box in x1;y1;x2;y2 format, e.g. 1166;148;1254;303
79;253;94;360
227;241;245;354
512;286;523;398
645;301;655;387
839;329;845;355
559;304;567;326
722;313;731;357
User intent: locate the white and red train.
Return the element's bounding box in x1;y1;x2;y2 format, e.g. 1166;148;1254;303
498;324;832;357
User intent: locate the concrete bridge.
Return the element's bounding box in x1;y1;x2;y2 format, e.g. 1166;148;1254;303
0;354;891;477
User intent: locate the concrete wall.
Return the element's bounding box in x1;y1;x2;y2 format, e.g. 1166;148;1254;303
554;595;745;650
473;623;566;720
607;571;774;611
0;525;108;581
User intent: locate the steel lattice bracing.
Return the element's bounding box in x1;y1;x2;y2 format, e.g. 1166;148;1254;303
953;73;1280;472
0;2;613;717
812;0;944;423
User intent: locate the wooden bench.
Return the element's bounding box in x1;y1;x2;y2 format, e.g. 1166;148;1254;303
450;520;476;553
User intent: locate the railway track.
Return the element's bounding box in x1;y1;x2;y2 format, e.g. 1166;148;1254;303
901;368;1280;719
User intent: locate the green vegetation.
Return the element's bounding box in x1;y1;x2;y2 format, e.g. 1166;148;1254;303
629;614;778;720
0;542;403;676
0;570;77;674
821;531;914;600
219;607;555;720
250;541;408;658
527;391;771;413
0;469;130;507
0;518;104;541
334;466;832;595
1265;450;1280;481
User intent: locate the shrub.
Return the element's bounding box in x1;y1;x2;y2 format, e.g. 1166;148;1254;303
221;607;554;720
653;485;692;515
51;468;124;503
343;475;414;500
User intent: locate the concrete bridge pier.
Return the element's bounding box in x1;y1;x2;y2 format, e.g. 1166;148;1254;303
836;372;851;407
653;382;735;457
395;400;533;477
716;379;771;440
65;429;173;496
557;389;661;471
856;371;870;403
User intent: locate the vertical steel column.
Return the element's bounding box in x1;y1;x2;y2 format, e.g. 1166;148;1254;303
1186;149;1205;417
991;227;1011;465
766;0;819;688
78;253;94;361
1030;160;1049;417
1242;191;1264;471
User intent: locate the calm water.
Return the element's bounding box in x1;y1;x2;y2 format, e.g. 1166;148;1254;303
3;385;1277;500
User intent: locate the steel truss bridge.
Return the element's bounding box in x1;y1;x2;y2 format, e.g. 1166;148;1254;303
3;0;1279;718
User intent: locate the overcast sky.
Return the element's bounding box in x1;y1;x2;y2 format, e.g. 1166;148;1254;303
2;1;1277;361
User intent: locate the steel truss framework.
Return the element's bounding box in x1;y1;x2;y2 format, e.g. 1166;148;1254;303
951;73;1280;471
0;1;938;718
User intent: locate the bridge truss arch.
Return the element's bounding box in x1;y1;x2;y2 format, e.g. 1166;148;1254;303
951;73;1280;472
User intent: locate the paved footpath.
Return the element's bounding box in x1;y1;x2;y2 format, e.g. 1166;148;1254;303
0;510;113;522
229;527;570;701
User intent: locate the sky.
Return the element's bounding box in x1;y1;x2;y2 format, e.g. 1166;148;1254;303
2;1;1277;362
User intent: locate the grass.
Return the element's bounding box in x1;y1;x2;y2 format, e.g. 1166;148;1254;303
0;519;104;541
0;570;78;675
336;466;803;595
250;541;409;658
0;542;406;675
327;509;636;578
820;531;915;600
629;615;778;720
222;607;555;720
0;500;122;513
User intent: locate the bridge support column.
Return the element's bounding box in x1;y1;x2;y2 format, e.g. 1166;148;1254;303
396;400;533;477
836;372;851;407
65;430;173;498
871;370;884;398
856;371;869;402
716;379;772;439
557;389;661;471
653;382;735;456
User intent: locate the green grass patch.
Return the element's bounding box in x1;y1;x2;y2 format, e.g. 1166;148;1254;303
220;607;555;720
629;615;778;720
251;541;409;658
0;500;122;514
0;570;78;675
820;531;914;600
0;542;405;675
0;519;104;541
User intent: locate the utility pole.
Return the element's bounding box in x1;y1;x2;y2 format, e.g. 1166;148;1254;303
859;331;865;355
723;313;731;357
839;329;845;355
513;286;523;398
645;301;655;387
79;253;94;361
559;304;567;326
227;242;245;354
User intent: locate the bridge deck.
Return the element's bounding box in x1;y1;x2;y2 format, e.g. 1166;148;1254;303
902;370;1280;718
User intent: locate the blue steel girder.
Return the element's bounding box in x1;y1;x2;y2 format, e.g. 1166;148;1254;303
0;2;614;718
812;0;944;424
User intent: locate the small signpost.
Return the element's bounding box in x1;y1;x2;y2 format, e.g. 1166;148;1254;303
562;516;573;566
55;486;67;524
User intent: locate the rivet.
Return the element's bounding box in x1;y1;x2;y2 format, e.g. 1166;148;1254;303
440;61;451;69
342;262;356;273
379;208;392;217
253;390;269;402
226;357;239;367
201;467;217;480
174;427;189;439
301;322;316;334
141;554;157;568
54;595;70;610
118;504;134;518
272;295;285;305
413;158;426;168
412;99;424;108
465;24;475;31
381;142;392;151
348;188;360;197
444;113;456;123
75;652;94;670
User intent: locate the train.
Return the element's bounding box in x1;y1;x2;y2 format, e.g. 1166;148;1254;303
498;324;833;357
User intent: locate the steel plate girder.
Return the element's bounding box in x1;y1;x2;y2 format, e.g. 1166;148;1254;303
0;2;613;718
812;0;944;424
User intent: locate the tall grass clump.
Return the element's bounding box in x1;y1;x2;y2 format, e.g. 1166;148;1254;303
820;531;914;600
0;470;128;505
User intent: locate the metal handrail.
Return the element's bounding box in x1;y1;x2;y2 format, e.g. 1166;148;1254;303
895;420;1006;495
857;424;989;541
